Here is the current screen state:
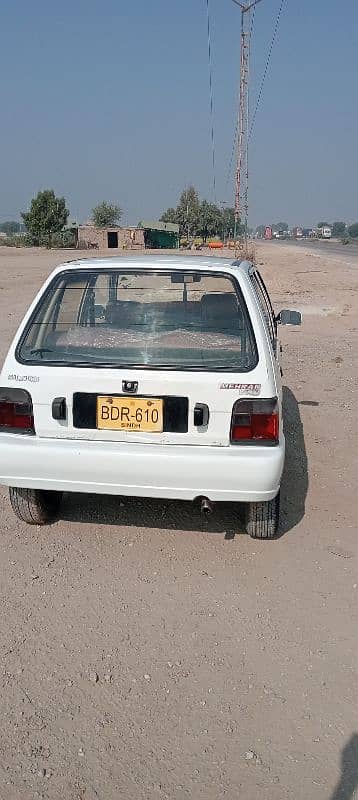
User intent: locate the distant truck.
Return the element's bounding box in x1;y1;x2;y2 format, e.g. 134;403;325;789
264;226;273;240
319;226;332;240
292;227;303;239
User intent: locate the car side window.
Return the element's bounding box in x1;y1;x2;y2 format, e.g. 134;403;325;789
251;271;276;348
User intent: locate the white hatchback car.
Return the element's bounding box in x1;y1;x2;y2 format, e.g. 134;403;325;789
0;255;301;538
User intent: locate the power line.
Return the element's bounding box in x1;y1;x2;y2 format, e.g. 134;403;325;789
205;0;217;202
249;0;286;139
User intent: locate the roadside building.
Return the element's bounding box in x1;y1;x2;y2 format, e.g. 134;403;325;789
138;220;180;249
77;225;144;251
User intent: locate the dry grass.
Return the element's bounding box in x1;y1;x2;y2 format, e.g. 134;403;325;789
234;238;256;263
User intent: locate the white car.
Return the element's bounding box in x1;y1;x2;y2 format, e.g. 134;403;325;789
0;255;301;538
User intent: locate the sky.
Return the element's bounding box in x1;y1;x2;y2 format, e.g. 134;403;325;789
0;0;357;229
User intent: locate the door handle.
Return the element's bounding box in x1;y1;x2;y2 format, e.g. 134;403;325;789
52;397;67;421
194;403;209;427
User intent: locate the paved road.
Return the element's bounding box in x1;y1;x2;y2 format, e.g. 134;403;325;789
272;238;358;263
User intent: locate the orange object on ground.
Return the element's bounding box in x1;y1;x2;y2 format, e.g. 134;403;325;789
208;241;223;249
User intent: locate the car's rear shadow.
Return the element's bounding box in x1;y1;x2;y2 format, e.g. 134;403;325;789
60;491;243;538
279;386;309;535
60;386;308;538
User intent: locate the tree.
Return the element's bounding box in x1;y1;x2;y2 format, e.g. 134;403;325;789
272;221;288;231
317;221;330;229
161;187;200;238
160;207;178;225
255;225;266;237
0;221;21;235
160;189;245;243
332;221;346;238
22;190;69;247
197;200;222;242
348;222;358;238
222;208;244;240
92;202;122;228
175;186;200;239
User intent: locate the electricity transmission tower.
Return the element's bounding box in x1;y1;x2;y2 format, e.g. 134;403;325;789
231;0;263;241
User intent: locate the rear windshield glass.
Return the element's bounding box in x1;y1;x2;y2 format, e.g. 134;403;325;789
17;269;258;371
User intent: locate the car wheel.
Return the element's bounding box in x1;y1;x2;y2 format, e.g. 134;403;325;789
9;487;63;525
245;493;280;539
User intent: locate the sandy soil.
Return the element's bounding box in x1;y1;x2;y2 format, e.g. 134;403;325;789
0;243;357;800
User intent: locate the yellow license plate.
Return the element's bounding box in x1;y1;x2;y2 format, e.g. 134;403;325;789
97;396;163;432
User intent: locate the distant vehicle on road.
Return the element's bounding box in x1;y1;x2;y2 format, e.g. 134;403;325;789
319;226;332;240
292;227;303;239
264;226;273;240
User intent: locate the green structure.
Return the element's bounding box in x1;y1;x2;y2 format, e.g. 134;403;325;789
138;220;180;249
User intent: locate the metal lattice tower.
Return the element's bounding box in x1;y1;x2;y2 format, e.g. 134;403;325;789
232;0;263;241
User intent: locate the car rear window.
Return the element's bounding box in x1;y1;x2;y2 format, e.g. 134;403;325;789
17;269;258;371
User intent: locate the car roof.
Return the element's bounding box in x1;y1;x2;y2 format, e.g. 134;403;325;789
55;254;253;276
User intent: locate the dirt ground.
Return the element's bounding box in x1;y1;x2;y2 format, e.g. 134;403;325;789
0;243;357;800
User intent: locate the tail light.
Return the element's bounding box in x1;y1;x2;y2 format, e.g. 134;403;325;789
0;388;35;434
230;398;278;444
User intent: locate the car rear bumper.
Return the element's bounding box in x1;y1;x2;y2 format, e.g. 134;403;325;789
0;434;285;502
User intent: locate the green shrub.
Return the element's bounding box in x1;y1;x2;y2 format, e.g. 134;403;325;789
348;222;358;238
50;230;77;248
2;234;33;247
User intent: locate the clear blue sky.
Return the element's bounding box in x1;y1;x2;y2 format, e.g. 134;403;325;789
1;0;357;228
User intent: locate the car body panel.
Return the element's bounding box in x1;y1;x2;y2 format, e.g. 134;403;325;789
0;433;283;502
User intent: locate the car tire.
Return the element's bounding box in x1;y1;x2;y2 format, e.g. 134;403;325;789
245;493;280;539
9;487;63;525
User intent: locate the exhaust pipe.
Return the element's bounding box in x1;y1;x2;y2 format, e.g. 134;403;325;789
200;497;213;516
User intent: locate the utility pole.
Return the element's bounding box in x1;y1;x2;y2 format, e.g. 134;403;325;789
231;0;263;245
